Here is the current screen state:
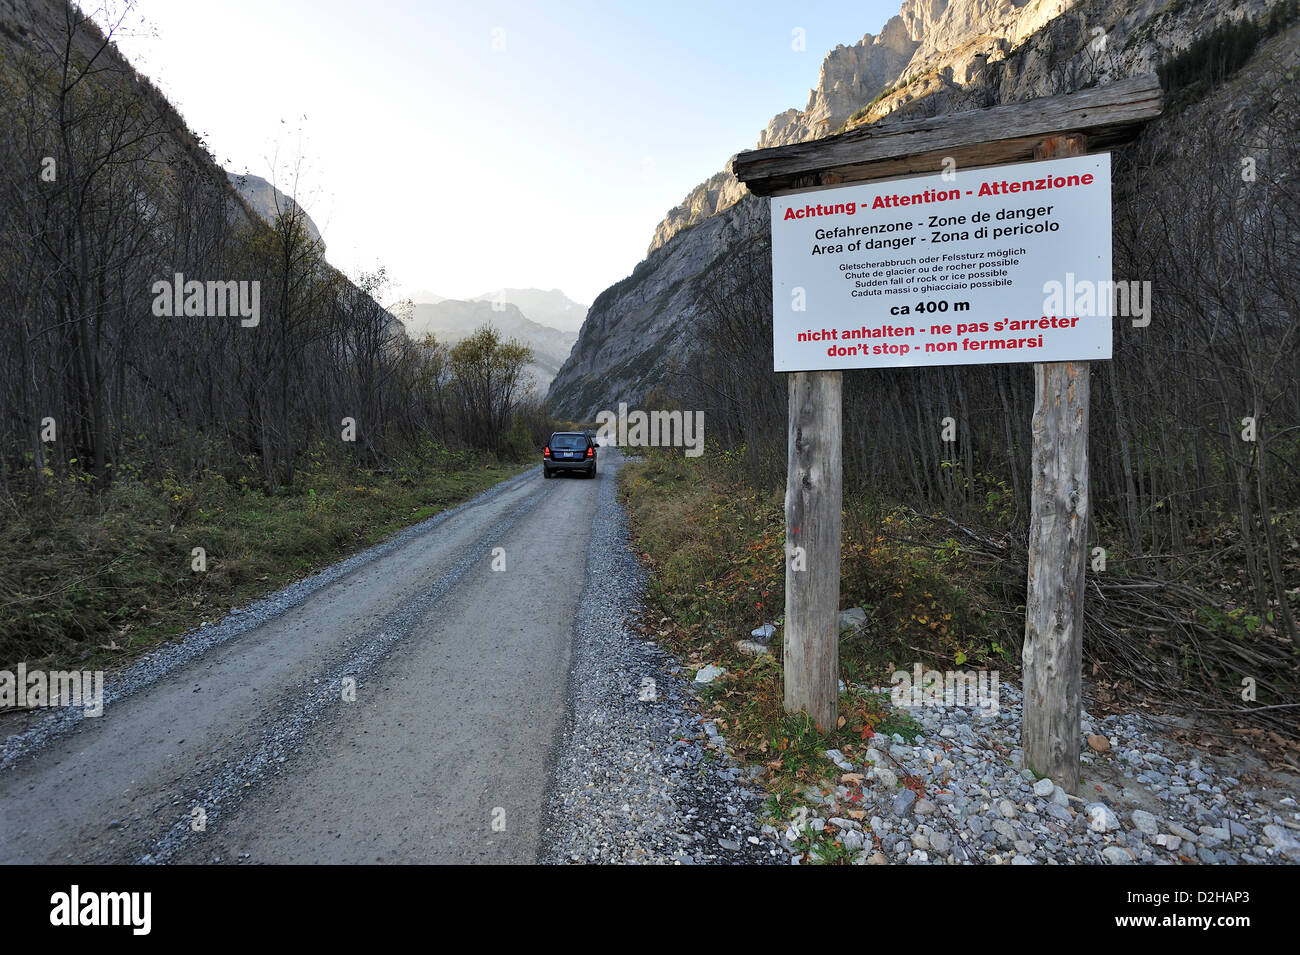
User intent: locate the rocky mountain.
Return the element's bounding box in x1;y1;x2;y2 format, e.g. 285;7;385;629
226;171;324;248
547;0;1282;419
757;12;918;150
648;0;1267;257
402;299;578;395
646;171;750;256
643;9;918;258
548;196;769;418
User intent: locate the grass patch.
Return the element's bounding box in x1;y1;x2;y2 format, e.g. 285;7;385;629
619;450;1016;861
620;450;1014;682
1;445;529;670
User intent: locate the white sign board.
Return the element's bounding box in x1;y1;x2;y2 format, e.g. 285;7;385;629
770;154;1112;372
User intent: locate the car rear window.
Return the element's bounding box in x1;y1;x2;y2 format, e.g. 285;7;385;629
551;434;588;450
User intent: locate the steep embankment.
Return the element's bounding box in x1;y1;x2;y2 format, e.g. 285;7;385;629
547;0;1273;419
0;0;261;235
0;0;399;340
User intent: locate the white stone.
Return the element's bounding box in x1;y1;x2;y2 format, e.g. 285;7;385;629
1086;803;1120;832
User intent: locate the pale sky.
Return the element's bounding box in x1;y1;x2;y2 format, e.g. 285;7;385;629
98;0;898;305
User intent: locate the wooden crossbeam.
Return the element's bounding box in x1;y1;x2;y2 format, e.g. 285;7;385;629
730;74;1162;195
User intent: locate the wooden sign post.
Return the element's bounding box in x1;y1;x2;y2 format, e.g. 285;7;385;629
1021;134;1089;793
731;77;1161;791
784;370;842;731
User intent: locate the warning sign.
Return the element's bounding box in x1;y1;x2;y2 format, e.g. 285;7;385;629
769;153;1112;372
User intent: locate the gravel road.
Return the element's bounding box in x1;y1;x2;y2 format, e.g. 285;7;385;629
0;449;779;865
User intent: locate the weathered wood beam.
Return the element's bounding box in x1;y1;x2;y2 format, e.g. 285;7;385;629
731;74;1161;195
1021;136;1090;795
784;370;842;732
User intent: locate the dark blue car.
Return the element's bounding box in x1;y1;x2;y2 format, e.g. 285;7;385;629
543;431;596;479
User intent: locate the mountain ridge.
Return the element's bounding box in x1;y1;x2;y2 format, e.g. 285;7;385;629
470;287;588;333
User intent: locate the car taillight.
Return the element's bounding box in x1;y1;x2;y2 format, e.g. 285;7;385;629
544;447;550;457
586;447;593;457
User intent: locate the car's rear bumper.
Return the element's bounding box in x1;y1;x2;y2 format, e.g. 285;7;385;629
545;458;595;472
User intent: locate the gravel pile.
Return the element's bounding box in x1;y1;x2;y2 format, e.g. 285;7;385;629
539;465;787;865
768;681;1300;865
